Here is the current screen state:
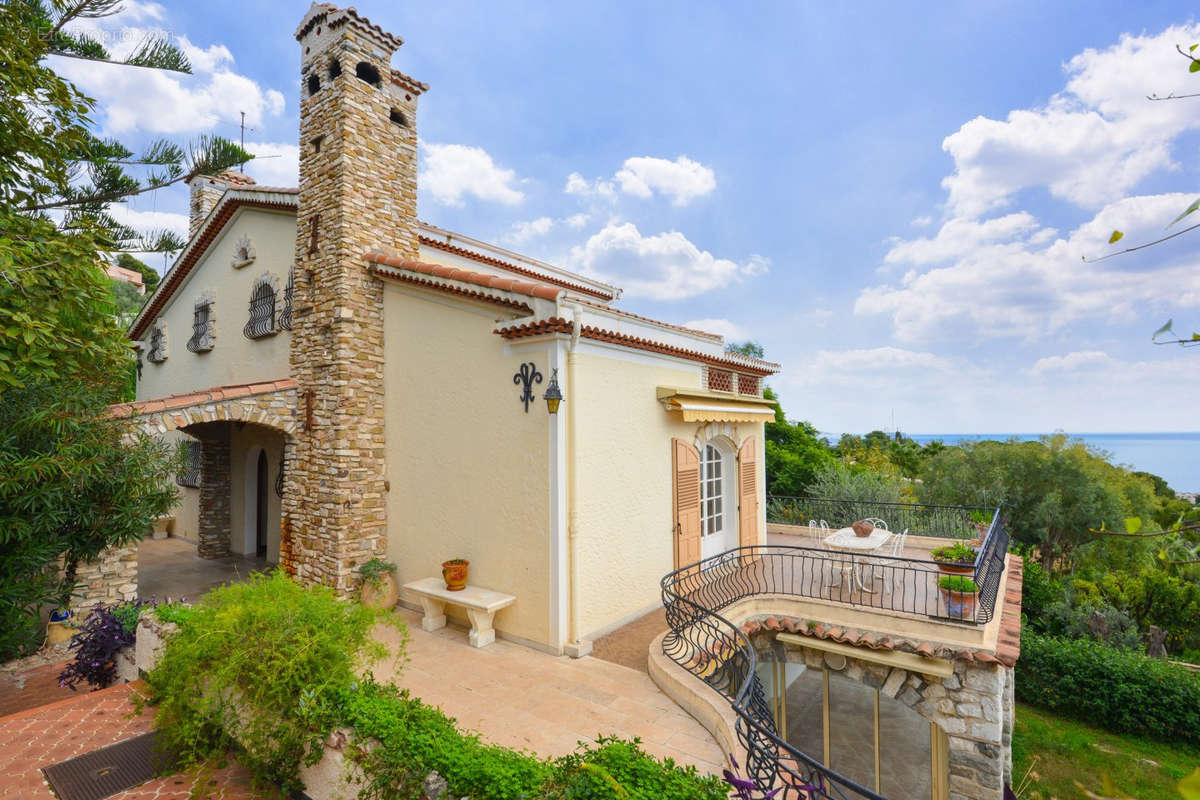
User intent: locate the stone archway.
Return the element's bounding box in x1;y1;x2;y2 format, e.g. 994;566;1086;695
111;379;299;437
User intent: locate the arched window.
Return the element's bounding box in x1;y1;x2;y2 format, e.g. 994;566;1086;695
147;319;168;363
355;61;381;87
244;278;277;339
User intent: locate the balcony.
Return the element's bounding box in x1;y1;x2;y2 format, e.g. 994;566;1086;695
658;498;1014;800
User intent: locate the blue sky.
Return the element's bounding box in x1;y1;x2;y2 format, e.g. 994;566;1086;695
57;1;1200;434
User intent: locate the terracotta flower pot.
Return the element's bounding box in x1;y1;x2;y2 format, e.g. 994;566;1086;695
851;520;874;538
442;559;469;591
940;587;977;619
360;571;399;611
935;561;974;576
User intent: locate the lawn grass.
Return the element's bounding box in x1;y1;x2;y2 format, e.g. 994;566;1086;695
1013;702;1200;800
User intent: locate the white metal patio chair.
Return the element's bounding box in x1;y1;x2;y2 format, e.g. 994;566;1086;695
807;519;830;549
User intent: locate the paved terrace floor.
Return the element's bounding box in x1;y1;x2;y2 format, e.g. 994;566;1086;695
0;682;254;800
138;537;269;601
373;608;726;775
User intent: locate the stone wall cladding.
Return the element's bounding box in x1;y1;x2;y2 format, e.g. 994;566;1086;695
198;430;232;558
68;544;138;613
284;6;422;592
754;633;1012;800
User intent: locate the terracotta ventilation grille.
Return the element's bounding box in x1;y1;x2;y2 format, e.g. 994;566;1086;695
738;374;760;396
707;368;734;393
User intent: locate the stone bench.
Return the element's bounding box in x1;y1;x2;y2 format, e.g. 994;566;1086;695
402;577;515;648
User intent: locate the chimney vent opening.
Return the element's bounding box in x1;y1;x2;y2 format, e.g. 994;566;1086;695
389;108;407;127
328;58;342;79
355;61;381;87
307;74;320;95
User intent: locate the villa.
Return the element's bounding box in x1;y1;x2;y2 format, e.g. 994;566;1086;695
95;5;1021;799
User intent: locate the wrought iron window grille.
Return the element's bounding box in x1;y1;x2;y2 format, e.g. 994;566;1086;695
275;461;285;498
278;270;294;331
176;441;202;488
187;302;214;352
147;324;167;363
244;281;277;339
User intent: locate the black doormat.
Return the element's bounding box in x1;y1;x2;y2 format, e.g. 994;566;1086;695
42;731;175;800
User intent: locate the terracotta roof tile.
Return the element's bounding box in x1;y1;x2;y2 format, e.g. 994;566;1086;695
365;253;563;303
418;235;615;300
110;379;297;419
494;317;573;338
571;297;725;341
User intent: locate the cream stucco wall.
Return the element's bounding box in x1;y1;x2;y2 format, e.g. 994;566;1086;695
569;344;768;640
383;284;552;646
161;429;200;542
229;424;285;561
136;209;295;401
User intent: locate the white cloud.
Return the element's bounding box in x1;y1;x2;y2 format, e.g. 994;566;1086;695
858;192;1200;340
811;346;956;374
420;143;524;207
242;141;299;187
683;318;749;341
504;216;554;245
564;172;616;201
565;213;590;229
1030;350;1115;375
106;203;189;250
51;12;286;135
941;24;1200;218
614;156;716;206
567;221;768;300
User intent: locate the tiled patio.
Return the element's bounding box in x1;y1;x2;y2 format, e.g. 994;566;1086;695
138;537;268;602
373;607;726;774
0;682;255;799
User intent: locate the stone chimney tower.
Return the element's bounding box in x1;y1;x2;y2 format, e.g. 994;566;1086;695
284;4;426;591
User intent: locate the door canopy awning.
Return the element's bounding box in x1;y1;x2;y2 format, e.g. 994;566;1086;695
658;387;777;424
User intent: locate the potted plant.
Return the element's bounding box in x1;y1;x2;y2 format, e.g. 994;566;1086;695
850;519;874;537
930;541;978;575
45;608;75;645
442;558;469;591
938;575;978;619
357;557;399;610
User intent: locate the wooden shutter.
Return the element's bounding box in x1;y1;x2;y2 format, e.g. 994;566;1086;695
672;439;702;569
738;437;760;548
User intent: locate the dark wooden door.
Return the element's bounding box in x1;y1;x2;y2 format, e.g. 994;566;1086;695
256;450;269;557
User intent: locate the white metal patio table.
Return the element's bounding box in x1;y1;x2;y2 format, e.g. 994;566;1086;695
824;526;893;593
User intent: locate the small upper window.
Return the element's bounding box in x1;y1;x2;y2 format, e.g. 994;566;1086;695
328;58;342;79
389;108;407;127
231;233;255;268
187;296;214;353
355;61;381;87
244;277;277;339
147;319;167;363
707;368;733;393
307;74;320;95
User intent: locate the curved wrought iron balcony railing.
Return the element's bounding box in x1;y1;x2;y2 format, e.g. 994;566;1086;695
660;501;1007;799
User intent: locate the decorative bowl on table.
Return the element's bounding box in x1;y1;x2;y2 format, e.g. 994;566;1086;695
851;520;874;537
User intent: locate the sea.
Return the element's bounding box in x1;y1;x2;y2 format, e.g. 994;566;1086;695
900;433;1200;495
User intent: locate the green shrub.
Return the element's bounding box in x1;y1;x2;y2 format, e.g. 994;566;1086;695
152;601;196;627
937;575;978;593
147;570;403;793
356;557;397;589
327;679;726;800
1015;632;1200;747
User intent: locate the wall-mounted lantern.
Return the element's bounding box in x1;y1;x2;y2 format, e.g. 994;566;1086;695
544;368;563;415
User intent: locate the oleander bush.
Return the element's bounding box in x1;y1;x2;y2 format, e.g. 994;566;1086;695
148;570;726;799
1016;632;1200;747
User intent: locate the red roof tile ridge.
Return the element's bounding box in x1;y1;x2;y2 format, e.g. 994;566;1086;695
365;252;563;302
110;379;297;417
417;235;614;300
571;297;724;340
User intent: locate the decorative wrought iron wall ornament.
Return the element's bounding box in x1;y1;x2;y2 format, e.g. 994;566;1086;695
275;460;285;498
513;362;543;412
543;367;563;414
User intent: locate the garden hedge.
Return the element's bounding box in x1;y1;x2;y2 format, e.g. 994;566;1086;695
1016;632;1200;747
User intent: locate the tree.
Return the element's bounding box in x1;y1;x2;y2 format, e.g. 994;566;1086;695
0;381;178;659
726;340;765;359
763;388;837;496
918;435;1158;572
0;1;246;655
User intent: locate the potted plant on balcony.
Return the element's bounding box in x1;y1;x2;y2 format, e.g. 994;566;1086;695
357;557;399;610
442;558;469;591
930;541;978;575
938;575;978;619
